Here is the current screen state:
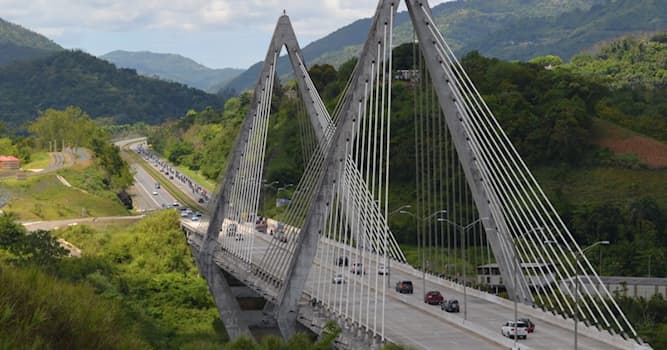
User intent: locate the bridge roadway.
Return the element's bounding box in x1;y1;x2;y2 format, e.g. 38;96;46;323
183;220;629;350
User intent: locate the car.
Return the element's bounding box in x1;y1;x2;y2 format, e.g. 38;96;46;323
518;318;535;333
395;280;413;294
275;231;288;243
378;264;389;275
336;256;349;266
180;212;189;218
227;224;238;236
332;273;345;284
172;202;180;207
441;299;460;313
191;215;200;221
350;262;365;275
152;190;158;195
501;320;529;339
198;197;205;203
424;291;444;305
195;212;202;217
155;182;160;189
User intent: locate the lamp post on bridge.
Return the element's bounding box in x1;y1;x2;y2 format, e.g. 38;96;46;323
399;209;447;302
384;205;411;288
545;239;610;350
437;216;488;322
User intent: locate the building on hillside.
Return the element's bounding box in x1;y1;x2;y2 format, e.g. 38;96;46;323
0;156;20;169
560;276;667;300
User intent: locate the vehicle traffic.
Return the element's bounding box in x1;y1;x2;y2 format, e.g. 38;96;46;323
441;299;460;313
395;280;413;294
332;273;345;284
424;291;444;305
501;320;529;339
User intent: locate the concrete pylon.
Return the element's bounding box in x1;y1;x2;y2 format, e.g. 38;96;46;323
274;0;400;338
197;13;334;340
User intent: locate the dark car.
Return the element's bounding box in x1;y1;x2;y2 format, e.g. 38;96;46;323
336;256;349;266
424;291;444;305
518;318;535;333
441;299;460;313
395;280;413;294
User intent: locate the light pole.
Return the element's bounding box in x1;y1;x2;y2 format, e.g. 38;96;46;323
399;209;447;300
545;240;610;350
437;217;487;321
384;205;411;287
638;254;652;278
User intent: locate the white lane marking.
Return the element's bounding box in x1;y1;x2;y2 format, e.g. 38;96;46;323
134;168;162;208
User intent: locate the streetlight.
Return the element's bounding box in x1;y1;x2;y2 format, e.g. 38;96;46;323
437;217;488;322
545;240;610;350
382;204;411;287
399;209;447;300
638;254;652;278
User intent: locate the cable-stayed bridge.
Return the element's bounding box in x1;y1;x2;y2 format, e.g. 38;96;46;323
181;1;653;349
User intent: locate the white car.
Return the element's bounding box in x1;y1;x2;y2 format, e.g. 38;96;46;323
332;273;345;284
501;320;528;339
152;190;158;195
350;262;365;275
378;264;390;275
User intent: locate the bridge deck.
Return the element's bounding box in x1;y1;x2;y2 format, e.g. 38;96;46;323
184;220;632;350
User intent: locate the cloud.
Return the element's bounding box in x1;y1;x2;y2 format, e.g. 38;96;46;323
1;0;449;34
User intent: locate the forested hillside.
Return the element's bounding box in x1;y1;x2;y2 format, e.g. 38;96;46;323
224;0;667;93
562;32;667;141
147;40;667;345
0;50;225;128
101;50;244;92
0;17;62;66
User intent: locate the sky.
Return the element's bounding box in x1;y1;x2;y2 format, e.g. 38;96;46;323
1;0;451;69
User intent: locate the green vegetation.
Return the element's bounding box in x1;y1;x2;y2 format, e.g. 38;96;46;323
0;17;61;66
82;27;667;347
227;0;667;92
20;151;49;170
0;211;366;349
0;18;61;51
0;50;224;128
0;106;135;220
561;34;667;141
0;173;129;221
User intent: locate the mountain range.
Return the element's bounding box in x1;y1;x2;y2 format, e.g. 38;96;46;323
101;50;244;93
224;0;667;93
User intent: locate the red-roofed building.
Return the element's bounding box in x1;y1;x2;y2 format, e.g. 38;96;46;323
0;156;20;169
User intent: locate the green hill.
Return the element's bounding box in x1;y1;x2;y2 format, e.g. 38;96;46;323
225;0;667;93
0;17;62;66
101;50;243;93
0;50;224;128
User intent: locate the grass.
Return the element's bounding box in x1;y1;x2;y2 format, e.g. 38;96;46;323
123;150;204;212
174;164;216;192
0;173;129;221
21;152;51;170
533;165;667;207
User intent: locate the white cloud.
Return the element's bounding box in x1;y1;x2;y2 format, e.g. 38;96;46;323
0;0;453;67
2;0;449;33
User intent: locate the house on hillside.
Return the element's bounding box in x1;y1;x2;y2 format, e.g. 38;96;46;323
0;155;20;169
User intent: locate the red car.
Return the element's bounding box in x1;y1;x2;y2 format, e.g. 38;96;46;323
424;291;444;305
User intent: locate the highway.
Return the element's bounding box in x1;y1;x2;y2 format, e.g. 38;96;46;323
125;136;633;349
185;219;634;350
